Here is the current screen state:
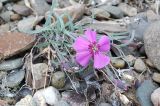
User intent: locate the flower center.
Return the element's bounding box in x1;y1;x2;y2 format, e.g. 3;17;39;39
88;42;100;54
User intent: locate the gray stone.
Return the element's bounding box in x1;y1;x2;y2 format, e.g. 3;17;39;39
30;0;50;16
152;73;160;83
15;95;37;106
3;69;25;87
33;86;61;105
144;21;160;71
55;100;70;106
62;91;86;106
0;58;23;71
31;63;48;89
0;11;14;22
51;71;65;89
134;58;146;73
136;80;158;106
128;18;150;42
17;16;44;33
90;8;110;19
98;103;112;106
99;5;124;18
13;4;32;16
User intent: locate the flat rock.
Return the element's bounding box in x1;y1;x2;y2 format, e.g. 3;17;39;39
0;11;13;22
30;0;50;16
32;63;48;89
136;80;158;106
99;5;124;18
90;8;110;19
3;69;25;87
151;87;160;106
15;95;36;106
0;58;23;71
17;16;44;33
144;21;160;71
33;86;61;105
13;4;32;16
0;32;36;59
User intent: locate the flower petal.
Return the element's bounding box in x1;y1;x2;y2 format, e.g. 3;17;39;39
94;52;110;69
76;51;92;67
85;29;97;42
73;36;89;52
98;36;110;52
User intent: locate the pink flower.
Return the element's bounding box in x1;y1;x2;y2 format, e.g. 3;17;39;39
73;29;110;69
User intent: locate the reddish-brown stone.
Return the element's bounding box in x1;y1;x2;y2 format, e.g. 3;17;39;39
0;32;36;59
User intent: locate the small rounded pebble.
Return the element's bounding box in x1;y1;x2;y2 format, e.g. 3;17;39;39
111;58;125;68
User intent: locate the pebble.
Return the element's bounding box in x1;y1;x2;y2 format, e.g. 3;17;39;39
124;55;136;66
3;69;25;87
0;32;36;59
55;100;70;106
98;103;112;106
12;4;32;16
31;63;48;89
119;3;137;16
0;58;23;71
134;58;147;73
90;8;110;19
136;80;158;106
16;86;32;101
30;0;50;16
51;71;65;89
17;16;44;33
0;11;14;22
62;91;86;106
10;14;21;21
152;73;160;83
151;87;160;106
99;5;124;18
33;86;61;105
48;4;85;23
144;21;160;71
111;58;125;68
15;95;36;106
145;59;155;68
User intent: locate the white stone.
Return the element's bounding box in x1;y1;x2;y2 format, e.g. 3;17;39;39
33;86;61;105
